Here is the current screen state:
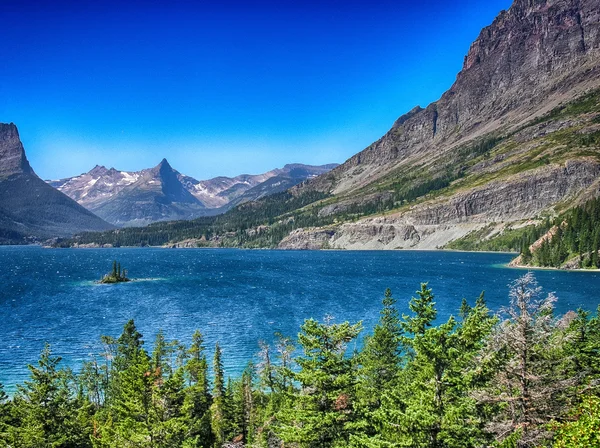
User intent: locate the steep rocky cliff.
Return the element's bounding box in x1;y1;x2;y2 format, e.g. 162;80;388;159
279;0;600;250
0;123;113;243
305;0;600;197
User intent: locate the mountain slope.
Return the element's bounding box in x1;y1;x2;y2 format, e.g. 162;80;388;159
277;0;600;249
0;123;113;243
306;0;600;197
50;162;337;226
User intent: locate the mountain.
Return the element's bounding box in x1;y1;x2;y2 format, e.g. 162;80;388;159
278;0;600;249
49;161;337;226
56;0;600;250
0;123;113;244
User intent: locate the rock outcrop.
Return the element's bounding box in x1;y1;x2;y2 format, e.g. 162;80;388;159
303;0;600;196
0;123;34;177
0;123;113;243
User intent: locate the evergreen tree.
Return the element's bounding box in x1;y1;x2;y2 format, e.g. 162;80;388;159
115;319;144;372
8;344;92;447
353;289;402;441
401;282;437;336
210;343;227;447
182;331;213;447
276;317;362;447
367;290;495;448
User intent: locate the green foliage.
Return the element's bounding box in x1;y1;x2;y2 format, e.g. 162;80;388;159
276;317;363;447
100;260;130;284
7;344;92;447
552;395;600;448
402;283;437;336
1;277;599;447
529;198;600;268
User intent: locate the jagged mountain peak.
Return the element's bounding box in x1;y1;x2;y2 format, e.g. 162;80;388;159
88;165;109;176
0;123;113;242
49;160;338;226
0;122;34;177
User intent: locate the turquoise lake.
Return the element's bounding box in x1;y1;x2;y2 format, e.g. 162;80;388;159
1;246;600;391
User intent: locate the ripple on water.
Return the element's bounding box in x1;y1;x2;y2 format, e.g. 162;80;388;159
1;246;600;393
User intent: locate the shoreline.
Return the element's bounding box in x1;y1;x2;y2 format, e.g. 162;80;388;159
507;262;600;273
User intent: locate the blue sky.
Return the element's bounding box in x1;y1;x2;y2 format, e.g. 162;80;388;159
1;0;512;181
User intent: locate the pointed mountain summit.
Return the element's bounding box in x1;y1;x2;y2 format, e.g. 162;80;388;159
149;158;198;204
0;123;113;243
0;123;34;176
49;160;338;226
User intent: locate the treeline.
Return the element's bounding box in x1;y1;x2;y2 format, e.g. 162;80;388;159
1;274;599;447
54;190;333;248
520;197;600;268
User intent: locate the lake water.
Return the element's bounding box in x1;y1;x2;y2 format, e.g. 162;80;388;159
1;246;599;392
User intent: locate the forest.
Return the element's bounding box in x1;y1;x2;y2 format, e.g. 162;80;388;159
521;197;600;269
0;273;599;447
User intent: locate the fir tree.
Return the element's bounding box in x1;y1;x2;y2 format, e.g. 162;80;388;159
276;317;362;447
210;343;227;447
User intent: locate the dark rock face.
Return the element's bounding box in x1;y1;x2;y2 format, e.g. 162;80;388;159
0;123;33;177
307;0;600;195
0;124;113;243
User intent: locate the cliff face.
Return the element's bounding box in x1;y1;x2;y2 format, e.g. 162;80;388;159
279;0;600;250
0;123;34;177
304;0;600;196
0;124;113;243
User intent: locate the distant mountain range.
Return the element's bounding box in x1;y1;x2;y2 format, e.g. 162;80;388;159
47;160;337;226
0;123;113;243
56;0;600;251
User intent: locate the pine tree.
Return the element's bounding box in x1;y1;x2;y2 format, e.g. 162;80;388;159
210;343;227;447
276;317;362;447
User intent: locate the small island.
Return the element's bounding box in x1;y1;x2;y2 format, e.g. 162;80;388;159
99;260;131;284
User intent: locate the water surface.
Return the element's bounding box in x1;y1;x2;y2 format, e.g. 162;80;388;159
1;246;599;391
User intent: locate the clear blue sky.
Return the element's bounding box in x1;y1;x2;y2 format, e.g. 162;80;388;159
1;0;512;181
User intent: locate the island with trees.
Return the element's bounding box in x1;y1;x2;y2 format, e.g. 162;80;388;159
99;260;130;284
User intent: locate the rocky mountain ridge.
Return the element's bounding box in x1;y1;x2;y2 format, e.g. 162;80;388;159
49;160;337;226
0;123;113;243
277;0;600;250
304;0;600;196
